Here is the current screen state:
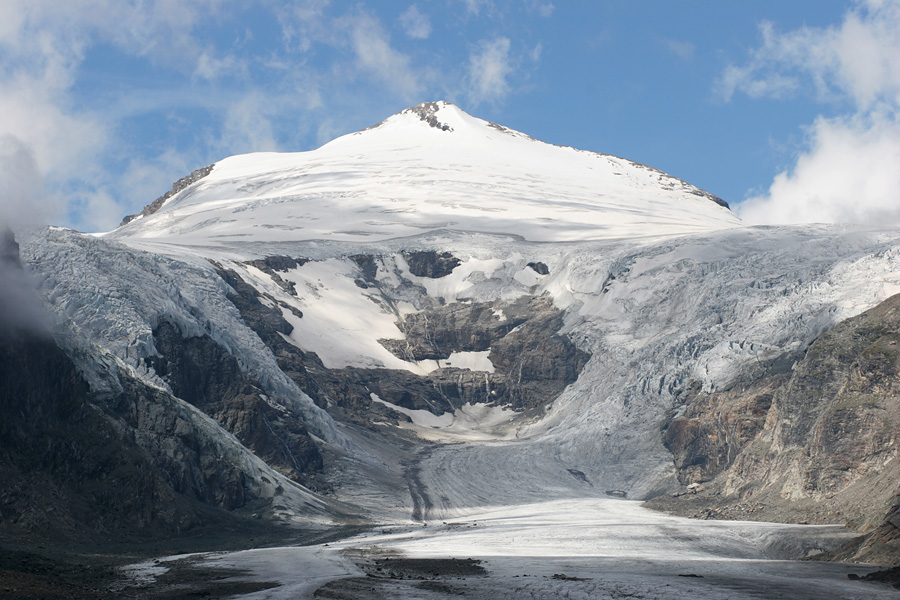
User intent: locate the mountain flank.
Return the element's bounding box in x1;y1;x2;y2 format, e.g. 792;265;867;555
651;292;900;563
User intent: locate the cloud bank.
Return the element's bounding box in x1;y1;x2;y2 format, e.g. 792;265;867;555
728;0;900;226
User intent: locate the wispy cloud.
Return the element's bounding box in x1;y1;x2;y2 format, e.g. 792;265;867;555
663;39;695;61
461;0;492;16
525;1;555;18
0;0;225;231
468;37;513;105
346;13;424;100
728;0;900;226
400;5;431;40
194;50;246;81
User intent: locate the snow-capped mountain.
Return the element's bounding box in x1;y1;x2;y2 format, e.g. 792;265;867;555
8;101;900;585
109;101;739;253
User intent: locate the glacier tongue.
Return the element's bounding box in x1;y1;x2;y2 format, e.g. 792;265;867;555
408;226;900;513
25;223;900;517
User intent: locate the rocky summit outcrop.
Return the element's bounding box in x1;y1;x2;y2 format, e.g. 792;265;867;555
651;292;900;563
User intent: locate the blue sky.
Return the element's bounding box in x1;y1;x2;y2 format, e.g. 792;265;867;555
1;0;898;232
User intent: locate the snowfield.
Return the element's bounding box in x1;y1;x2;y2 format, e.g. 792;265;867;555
107;101;740;251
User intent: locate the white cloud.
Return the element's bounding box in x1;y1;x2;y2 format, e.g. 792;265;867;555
400;5;431;40
663;39;695;61
736;113;900;225
194;50;245;81
218;92;281;154
462;0;491;15
525;1;554;18
79;189;125;233
0;135;57;231
0;0;228;231
272;0;333;53
346;14;423;99
717;2;900;107
468;37;512;105
728;0;900;226
0;72;107;178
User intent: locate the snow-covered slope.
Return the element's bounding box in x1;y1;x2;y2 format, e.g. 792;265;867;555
108;101;739;252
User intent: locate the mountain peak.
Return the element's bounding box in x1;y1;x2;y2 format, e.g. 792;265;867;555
354;100;524;143
401;100;457;132
109;103;740;248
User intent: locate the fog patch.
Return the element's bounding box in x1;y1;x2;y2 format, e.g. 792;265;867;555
0;135;54;336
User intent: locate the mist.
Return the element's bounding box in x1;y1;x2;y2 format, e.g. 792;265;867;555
0;135;55;336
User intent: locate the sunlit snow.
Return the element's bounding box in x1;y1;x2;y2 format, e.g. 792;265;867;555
107;101;740;250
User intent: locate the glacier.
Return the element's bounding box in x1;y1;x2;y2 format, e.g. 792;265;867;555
16;101;900;597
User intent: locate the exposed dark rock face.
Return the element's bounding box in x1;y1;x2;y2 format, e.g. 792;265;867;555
217;258;589;427
527;261;549;275
381;295;589;413
246;255;309;273
151;320;323;484
0;234;310;544
350;254;379;284
215;266;324;405
651;293;900;563
244;255;309;296
402;251;461;279
119;164;214;226
693;189;729;209
216;267;294;341
0;333;267;543
661;353;800;486
405;101;454;131
381;300;527;361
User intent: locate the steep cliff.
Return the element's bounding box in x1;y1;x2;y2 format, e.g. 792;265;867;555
651;293;900;563
0;232;334;545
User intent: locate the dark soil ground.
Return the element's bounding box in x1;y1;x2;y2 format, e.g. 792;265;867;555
313;553;487;599
0;523;370;599
850;565;900;589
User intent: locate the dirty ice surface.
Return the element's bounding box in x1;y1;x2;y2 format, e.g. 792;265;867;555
138;499;894;599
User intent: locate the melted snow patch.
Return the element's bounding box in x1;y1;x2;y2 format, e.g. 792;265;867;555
371;393;454;428
371;394;521;441
236;258;442;374
440;350;495;372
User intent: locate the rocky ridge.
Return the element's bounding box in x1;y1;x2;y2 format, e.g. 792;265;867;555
119;164;214;227
0;231;339;547
651;292;900;563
